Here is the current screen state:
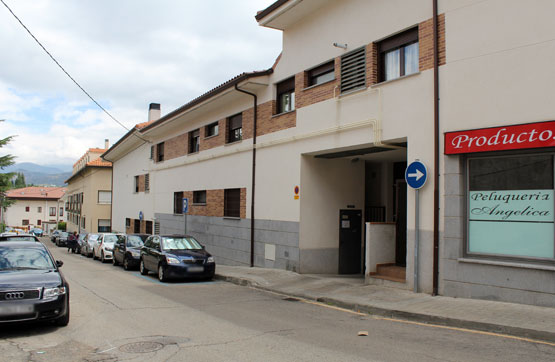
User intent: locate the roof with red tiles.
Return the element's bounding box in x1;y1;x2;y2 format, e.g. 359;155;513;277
86;158;112;167
6;187;66;200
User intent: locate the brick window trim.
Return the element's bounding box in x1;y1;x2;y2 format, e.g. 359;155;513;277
271;109;296;119
301;77;336;92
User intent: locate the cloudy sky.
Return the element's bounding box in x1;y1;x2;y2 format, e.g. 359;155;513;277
0;0;281;170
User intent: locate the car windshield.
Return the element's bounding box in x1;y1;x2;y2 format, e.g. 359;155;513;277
0;247;55;271
103;235;123;244
126;235;144;248
60;232;69;237
0;236;36;241
88;234;99;242
162;237;203;251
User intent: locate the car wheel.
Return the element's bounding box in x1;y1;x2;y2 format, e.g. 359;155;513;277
158;265;167;282
123;257;130;271
54;300;70;327
112;255;119;266
139;259;148;275
101;251;105;263
93;250;98;260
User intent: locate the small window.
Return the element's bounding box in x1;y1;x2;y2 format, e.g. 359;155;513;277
81;217;86;228
205;122;219;138
59;207;63;217
37;220;41;226
145;174;150;193
193;190;207;204
49;207;56;216
150;145;154;160
25;206;30;212
98;190;112;204
156;142;165;162
224;188;241;218
276;77;295;114
189;129;200;154
308;61;335;87
227;113;242;144
146;220;153;234
37;206;42;213
125;218;131;228
174;191;184;214
22;219;29;226
134;176;140;193
340;47;366;93
98;219;111;232
378;27;419;82
134;219;141;233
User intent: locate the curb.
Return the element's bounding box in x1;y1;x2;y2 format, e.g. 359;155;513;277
215;273;555;344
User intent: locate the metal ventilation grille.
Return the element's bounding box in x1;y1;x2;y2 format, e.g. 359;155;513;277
340;47;366;93
145;174;150;193
154;221;160;235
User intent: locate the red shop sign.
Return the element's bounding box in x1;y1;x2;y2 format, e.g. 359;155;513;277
445;120;555;155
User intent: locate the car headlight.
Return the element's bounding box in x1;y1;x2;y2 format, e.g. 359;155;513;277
207;256;215;263
43;287;67;299
166;256;180;264
105;247;113;252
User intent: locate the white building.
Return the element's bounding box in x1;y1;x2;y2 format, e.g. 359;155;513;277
103;0;555;307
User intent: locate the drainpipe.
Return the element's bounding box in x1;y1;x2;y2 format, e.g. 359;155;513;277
234;84;257;267
432;0;440;296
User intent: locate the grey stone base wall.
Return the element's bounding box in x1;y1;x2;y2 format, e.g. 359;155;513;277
441;156;555;307
155;213;299;272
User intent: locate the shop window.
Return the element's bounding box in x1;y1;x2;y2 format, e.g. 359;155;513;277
308;60;335;87
189;129;200;154
466;153;555;261
156;142;165;162
276;77;295;114
174;191;184;214
193;190;206;204
227;113;242;143
98;219;111;232
224;188;241;218
205;122;219;138
378;27;419;82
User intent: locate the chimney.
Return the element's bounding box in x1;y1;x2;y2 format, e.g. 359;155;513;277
148;103;161;122
105;139;109;149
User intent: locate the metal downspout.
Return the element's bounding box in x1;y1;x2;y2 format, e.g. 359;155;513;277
234;84;257;267
432;0;440;296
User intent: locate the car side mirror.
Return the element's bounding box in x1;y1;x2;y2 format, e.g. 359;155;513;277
56;260;63;268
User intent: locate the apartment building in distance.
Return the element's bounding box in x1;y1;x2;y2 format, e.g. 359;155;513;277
3;186;66;233
103;0;555;307
65;141;112;233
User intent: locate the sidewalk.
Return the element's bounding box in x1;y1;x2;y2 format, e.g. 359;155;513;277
214;265;555;343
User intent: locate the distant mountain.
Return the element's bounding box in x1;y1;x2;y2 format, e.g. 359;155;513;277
2;163;72;187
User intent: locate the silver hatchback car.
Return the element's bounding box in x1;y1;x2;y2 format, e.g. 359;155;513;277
93;233;125;263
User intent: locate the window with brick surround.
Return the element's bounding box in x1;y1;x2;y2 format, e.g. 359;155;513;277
126;218;130;228
156;142;165;162
227;113;242;143
308;60;335;87
276;77;295;114
205;122;219;138
189;129;200;154
174;191;184;214
378;27;419;82
193;190;206;204
224;188;241;218
340;47;366;93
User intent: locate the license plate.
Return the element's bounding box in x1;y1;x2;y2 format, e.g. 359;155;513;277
0;304;34;316
187;266;204;273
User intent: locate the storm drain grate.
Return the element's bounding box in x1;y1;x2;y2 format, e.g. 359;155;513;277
282;297;301;302
119;342;164;354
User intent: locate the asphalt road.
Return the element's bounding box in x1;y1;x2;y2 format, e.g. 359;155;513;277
1;239;554;362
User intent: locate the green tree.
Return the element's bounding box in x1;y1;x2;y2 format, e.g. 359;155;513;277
0;135;16;221
13;172;26;188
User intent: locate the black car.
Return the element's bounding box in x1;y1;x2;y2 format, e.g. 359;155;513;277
139;235;215;282
112;234;148;270
55;232;69;247
0;241;69;326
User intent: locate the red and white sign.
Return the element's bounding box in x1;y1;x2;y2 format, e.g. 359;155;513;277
445;121;555;155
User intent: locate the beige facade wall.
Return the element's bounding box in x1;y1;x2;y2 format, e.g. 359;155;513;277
4;199;64;230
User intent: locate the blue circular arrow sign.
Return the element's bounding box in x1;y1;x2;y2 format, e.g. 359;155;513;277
405;161;427;189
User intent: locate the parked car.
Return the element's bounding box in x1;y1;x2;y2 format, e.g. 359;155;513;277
93;233;124;263
80;233;99;258
50;230;60;243
74;233;87;254
30;228;43;236
140;235;215;282
0;234;40;242
55;232;69;247
112;234;148;270
0;241;70;326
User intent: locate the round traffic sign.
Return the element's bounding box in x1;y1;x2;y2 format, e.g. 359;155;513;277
405;161;427;189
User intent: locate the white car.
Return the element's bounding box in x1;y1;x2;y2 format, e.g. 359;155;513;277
93;233;125;263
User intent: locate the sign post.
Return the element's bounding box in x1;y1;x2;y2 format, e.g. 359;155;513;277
405;160;427;293
182;198;189;234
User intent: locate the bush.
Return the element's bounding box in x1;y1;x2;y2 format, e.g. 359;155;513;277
57;221;67;231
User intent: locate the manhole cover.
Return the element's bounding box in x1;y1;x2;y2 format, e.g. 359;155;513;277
119;342;164;354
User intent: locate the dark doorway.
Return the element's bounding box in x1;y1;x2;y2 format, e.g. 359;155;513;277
339;209;362;274
134;219;141;234
393;162;407;267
